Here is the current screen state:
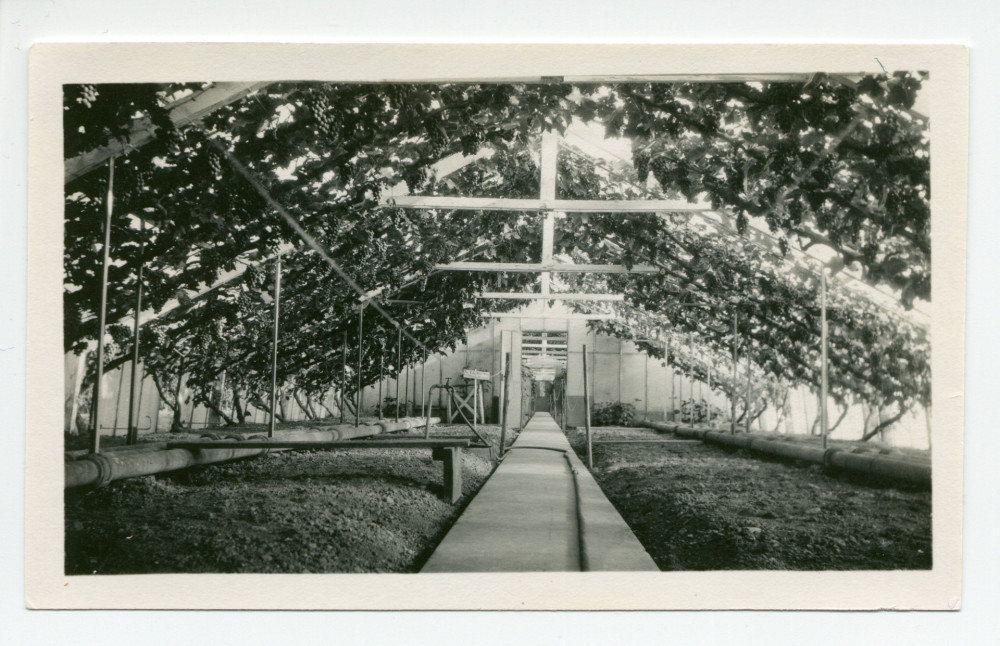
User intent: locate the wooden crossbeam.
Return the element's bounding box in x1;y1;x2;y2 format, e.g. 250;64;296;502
65;82;272;183
485;312;619;320
477;292;624;301
432;261;659;274
380;196;711;212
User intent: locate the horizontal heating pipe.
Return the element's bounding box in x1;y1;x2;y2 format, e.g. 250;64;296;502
641;420;930;487
65;417;439;488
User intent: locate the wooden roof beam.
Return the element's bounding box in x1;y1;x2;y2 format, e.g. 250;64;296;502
65;82;273;183
380;196;712;212
485;312;620;321
432;261;659;274
477;292;624;302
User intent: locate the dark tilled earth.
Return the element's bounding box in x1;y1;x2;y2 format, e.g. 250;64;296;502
65;423;514;574
566;426;931;570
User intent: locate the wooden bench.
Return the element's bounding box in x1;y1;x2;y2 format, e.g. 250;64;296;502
166;438;471;503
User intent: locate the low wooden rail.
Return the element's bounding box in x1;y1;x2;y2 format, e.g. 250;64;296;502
166;438;470;503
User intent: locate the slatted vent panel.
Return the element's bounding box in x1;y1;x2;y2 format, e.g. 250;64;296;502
521;331;567;381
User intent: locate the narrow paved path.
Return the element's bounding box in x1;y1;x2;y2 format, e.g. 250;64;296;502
421;413;657;572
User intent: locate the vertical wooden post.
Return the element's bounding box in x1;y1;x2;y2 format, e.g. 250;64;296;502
500;352;511;456
268;254;282;438
421;348;428;420
472;375;479;430
496;333;505;426
90;157;115;454
731;311;738;434
434;447;463;504
925;403;932;451
378;353;384;418
355;303;364;427
820;268;829;448
539;131;558;297
126;213;146;445
583;344;593;469
478;381;486;427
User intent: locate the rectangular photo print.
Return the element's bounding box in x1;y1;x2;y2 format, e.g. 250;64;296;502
26;43;968;610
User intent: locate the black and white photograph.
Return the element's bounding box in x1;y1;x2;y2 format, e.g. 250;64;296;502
24;43;967;611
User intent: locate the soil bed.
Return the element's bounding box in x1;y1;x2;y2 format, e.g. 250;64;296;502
567;425;931;570
65;422;514;574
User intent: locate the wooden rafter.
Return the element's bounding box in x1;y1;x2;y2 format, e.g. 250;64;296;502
65;82;273;183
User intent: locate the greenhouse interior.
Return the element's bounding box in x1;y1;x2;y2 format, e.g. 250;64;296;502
61;75;933;574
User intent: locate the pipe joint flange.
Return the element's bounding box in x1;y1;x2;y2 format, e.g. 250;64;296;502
375;422;390;434
79;452;115;487
822;447;842;467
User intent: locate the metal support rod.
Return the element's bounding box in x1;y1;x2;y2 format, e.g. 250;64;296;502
356;304;364;427
666;337;673;421
500;352;511;456
644;352;649;420
395;328;402;423
617;339;623;404
90;157;115;454
340;331;347;425
820;268;829;449
126;213;146;446
707;364;714;427
583;344;593;469
731;311;738;434
438;359;444;414
405;364;411;418
745;343;752;434
268;254;282;438
695;350;702;404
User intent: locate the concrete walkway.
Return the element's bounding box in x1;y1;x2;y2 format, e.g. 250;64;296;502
421;413;658;572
